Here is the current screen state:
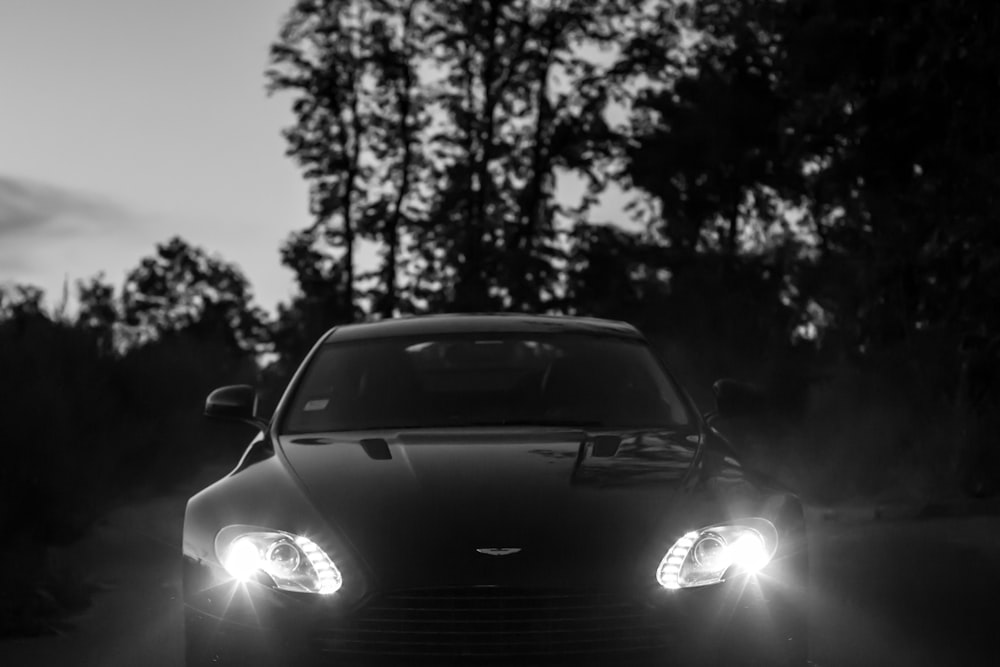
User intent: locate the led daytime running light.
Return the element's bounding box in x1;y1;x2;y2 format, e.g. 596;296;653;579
657;531;699;590
294;535;342;595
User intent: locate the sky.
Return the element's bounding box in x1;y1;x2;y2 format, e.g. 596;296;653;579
0;0;630;315
0;0;311;312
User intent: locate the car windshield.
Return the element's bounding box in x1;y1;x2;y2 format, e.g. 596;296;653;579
280;333;691;433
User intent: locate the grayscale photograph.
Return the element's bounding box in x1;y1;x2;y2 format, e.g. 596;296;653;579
1;1;998;666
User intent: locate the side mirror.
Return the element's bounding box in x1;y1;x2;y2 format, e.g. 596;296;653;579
205;385;267;430
711;378;767;422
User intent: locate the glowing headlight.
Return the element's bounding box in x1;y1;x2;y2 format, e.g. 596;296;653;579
656;519;777;590
215;527;342;595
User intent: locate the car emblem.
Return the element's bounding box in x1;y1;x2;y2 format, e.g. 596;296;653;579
476;547;522;556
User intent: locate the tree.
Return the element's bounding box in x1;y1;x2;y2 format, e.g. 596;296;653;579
612;0;808;356
269;0;649;316
563;224;668;322
120;237;267;352
269;227;356;375
0;284;44;321
773;0;1000;349
404;0;638;311
76;273;119;355
269;0;426;319
617;0;1000;352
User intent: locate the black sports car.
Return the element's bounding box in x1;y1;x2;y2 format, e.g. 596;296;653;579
182;314;808;666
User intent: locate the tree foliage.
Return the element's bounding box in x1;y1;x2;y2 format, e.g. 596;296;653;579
268;0;649;322
120;236;268;353
613;0;1000;354
772;0;1000;349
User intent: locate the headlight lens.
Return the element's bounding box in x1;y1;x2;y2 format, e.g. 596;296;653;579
215;527;342;595
656;519;777;589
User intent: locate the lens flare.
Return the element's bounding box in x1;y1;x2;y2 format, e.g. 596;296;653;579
657;520;776;589
728;533;769;572
223;537;263;582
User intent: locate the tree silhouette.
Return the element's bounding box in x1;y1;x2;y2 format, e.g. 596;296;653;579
269;0;649;317
269;0;424;318
120;237;267;352
773;0;1000;349
615;0;1000;353
0;284;44;321
268;227;357;377
264;0;1000;420
76;274;118;355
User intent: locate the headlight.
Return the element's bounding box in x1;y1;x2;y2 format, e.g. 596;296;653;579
215;526;342;595
656;519;777;590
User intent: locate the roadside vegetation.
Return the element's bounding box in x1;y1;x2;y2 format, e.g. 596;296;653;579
0;259;257;637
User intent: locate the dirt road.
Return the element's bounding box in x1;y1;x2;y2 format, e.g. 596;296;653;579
806;509;1000;666
0;466;227;667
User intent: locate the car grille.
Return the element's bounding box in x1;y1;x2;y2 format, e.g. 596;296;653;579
314;587;672;662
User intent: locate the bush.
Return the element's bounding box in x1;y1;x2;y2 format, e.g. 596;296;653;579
651;327;969;505
0;311;257;636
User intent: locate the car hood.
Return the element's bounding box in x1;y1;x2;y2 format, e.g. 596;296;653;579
278;428;705;590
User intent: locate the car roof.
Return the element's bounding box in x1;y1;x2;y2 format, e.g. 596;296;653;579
323;313;643;343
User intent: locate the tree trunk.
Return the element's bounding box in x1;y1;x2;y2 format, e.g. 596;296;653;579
511;29;557;310
383;0;417;318
457;0;501;312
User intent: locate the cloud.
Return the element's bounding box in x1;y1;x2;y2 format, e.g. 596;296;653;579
0;174;126;236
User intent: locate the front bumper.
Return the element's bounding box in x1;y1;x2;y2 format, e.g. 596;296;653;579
183;556;806;666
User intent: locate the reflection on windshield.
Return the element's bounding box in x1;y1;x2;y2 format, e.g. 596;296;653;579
281;333;690;434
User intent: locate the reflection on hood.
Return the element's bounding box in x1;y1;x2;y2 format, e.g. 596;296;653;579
571;430;701;487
